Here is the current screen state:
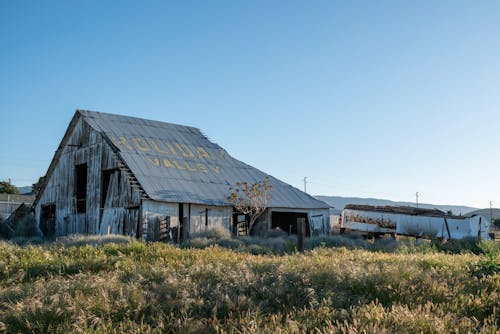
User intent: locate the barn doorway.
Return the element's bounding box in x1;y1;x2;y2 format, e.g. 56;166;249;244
232;210;248;236
40;203;56;237
271;211;310;236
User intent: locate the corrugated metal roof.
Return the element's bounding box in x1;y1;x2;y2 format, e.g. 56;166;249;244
79;110;329;209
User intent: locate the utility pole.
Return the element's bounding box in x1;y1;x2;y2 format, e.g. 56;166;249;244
303;177;308;193
490;201;493;225
416;192;419;208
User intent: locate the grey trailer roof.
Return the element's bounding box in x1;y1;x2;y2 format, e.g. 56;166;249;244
79;110;329;209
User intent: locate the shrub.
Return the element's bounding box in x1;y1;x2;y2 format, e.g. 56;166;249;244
478;239;500;257
369;238;407;253
406;238;438;254
238;243;271;255
472;240;500;278
265;227;288;238
217;237;244;249
11;214;43;240
435;237;483;254
0;217;11;239
305;235;369;250
55;234;133;247
189;225;232;240
10;235;45;245
185;237;215;249
241;235;297;254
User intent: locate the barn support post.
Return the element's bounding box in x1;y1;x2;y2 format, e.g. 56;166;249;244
297;217;305;253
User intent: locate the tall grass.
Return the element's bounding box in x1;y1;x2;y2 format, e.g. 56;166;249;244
0;237;498;333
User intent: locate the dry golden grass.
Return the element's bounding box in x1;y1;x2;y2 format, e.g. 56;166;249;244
0;237;498;333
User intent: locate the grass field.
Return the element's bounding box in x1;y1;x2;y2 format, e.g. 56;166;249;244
0;236;498;333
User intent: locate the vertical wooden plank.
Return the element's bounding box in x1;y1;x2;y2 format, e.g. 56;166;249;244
297;217;305;253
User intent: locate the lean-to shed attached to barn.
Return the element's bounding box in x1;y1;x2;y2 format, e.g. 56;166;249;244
34;110;330;241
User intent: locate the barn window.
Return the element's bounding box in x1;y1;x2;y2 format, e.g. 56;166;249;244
75;163;87;213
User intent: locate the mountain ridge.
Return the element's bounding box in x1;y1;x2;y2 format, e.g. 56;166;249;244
314;195;478;215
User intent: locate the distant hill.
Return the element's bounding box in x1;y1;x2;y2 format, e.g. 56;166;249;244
467;208;500;222
16;186;33;195
315;195;478;215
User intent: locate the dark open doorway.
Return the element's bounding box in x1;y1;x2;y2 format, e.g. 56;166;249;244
40;203;56;237
271;211;310;236
232;210;248;236
75;163;87;213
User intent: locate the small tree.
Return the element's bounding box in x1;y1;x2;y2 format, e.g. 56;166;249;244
228;177;272;234
32;176;46;196
0;179;19;194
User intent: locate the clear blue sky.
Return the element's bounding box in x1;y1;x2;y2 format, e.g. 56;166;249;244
1;1;498;208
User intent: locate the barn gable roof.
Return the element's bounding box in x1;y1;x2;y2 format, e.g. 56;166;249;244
74;110;329;209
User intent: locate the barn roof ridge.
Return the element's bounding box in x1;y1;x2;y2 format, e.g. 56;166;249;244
36;110;329;210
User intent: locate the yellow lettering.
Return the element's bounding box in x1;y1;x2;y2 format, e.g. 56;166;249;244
111;136;133;151
196;163;208;173
147;157;160;167
173;161;187;170
162;159;175;168
175;143;195;158
196;147;214;160
150;139;169;155
185;162;197;172
165;142;178;156
210;165;220;174
132;137;150;152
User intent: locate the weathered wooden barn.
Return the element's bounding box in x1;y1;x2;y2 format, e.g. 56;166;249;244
34;110;330;241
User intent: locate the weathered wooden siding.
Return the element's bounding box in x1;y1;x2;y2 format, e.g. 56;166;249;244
141;201;233;241
306;209;331;236
141;199;178;241
35;118;142;237
189;204;232;235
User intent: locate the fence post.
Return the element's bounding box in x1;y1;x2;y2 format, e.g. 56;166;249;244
297;217;305;253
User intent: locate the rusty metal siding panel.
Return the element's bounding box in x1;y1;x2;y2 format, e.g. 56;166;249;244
77;110;329;210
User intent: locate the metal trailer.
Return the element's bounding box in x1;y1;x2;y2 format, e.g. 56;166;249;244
340;205;492;240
